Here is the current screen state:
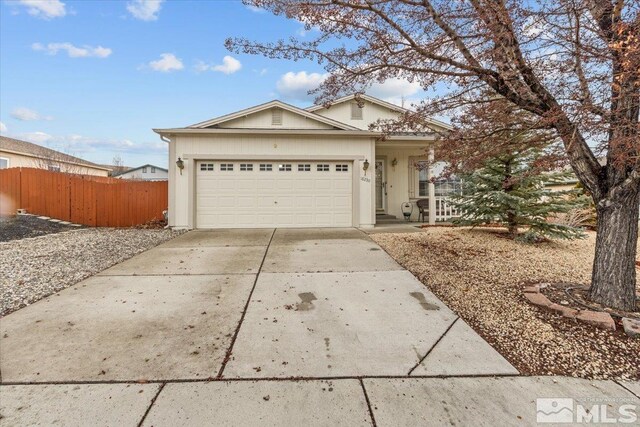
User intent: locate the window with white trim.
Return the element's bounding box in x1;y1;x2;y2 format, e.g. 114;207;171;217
350;102;363;120
0;157;8;169
278;164;292;172
259;164;273;171
415;160;462;197
297;164;311;172
317;164;330;172
200;163;214;171
220;163;234;171
142;167;147;173
240;163;253;171
151;167;156;173
336;164;349;172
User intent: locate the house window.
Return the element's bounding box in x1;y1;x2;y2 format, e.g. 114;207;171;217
435;177;463;196
350;102;363;120
48;165;61;172
317;164;330;172
142;167;147;173
336;164;349;172
240;163;253;171
297;164;311;172
200;163;214;171
259;164;273;171
151;167;156;173
416;161;462;197
272;108;283;125
278;164;292;172
220;163;234;171
0;157;8;169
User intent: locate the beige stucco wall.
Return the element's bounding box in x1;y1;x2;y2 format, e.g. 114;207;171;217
168;133;376;229
0;150;110;177
313;100;402;130
219;108;335;129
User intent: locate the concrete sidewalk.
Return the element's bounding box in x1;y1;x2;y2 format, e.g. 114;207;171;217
1;228;638;425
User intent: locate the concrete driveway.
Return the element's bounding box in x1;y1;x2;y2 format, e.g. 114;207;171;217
2;228;638;426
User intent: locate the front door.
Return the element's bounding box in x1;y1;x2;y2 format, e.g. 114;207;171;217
375;160;386;212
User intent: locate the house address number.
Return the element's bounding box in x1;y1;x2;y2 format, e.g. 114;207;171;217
360;176;371;183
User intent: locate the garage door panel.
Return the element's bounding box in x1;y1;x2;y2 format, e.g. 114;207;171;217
197;161;353;228
237;179;257;190
236;197;257;208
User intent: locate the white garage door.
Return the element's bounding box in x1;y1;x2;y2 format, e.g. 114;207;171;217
196;160;353;228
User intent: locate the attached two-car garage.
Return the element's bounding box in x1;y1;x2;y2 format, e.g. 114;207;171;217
195;160;353;228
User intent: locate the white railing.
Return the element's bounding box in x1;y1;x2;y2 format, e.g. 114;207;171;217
434;196;460;221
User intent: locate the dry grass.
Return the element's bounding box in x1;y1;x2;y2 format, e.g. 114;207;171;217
371;228;640;380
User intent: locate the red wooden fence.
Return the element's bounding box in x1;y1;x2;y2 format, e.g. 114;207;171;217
0;168;168;227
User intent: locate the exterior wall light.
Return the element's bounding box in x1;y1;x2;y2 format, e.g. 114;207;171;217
363;159;370;175
391;158;398;169
176;157;184;175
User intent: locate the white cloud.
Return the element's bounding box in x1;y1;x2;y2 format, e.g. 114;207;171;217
126;0;163;21
245;5;265;13
32;42;112;58
196;56;242;75
0;122;7;133
19;131;53;144
14;131;166;155
11;107;53;121
365;78;423;107
212;56;242;74
148;53;184;72
276;71;329;100
14;0;66;19
253;68;268;76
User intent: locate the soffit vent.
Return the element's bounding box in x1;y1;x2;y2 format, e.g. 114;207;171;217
351;102;363;120
272;108;283;125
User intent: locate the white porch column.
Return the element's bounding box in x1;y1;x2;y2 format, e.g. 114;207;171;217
427;147;436;225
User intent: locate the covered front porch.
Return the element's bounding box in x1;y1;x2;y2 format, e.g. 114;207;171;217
374;140;461;225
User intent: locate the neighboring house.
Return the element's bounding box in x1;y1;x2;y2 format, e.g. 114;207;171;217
113;164;168;181
0;136;111;177
154;94;457;229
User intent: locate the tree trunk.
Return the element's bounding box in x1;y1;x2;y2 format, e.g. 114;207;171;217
507;212;518;238
589;189;640;311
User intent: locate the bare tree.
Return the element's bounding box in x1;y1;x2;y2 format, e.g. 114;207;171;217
112;154;124;168
229;0;639;310
33;149;83;174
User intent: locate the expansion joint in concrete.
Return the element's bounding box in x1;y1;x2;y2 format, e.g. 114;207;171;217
407;317;459;376
216;229;276;378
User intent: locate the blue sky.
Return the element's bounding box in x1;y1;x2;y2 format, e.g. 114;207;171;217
0;0;425;168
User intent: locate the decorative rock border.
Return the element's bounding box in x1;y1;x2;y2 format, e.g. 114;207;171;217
523;284;616;331
19;212;82;227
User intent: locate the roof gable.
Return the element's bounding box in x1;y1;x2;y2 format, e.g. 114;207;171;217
114;164;168;176
188;100;359;131
306;93;453;131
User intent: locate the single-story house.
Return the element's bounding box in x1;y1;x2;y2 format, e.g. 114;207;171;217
113;164;168;181
0;136;111;177
154;94;458;229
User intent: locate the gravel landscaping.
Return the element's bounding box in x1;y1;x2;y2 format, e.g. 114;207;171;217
0;228;183;316
0;215;81;243
371;228;640;381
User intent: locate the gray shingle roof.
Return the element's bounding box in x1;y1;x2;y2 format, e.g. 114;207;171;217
0;136;111;171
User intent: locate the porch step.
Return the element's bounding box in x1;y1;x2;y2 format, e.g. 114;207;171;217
376;213;398;220
376;218;408;224
376;213;406;224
